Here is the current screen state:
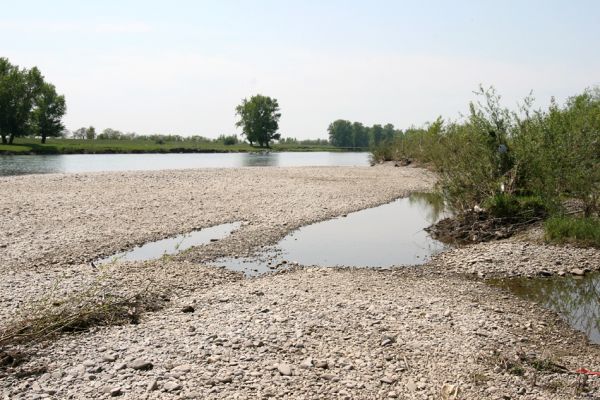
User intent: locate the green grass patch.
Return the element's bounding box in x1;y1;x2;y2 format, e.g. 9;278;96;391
545;216;600;247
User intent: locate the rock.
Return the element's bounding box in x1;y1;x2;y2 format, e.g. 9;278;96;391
109;387;122;397
388;391;398;398
114;363;127;371
315;360;329;369
380;376;395;384
277;363;292;376
130;360;153;371
147;379;158;392
82;359;95;367
406;379;417;391
181;305;195;313
102;354;117;362
300;357;313;369
217;375;233;383
164;381;182;392
381;336;396;346
173;364;192;373
571;268;586;276
441;383;459;399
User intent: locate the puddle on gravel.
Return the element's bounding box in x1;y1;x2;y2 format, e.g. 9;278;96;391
490;273;600;344
97;222;241;265
210;193;451;276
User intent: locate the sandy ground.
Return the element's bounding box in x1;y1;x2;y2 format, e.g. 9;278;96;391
1;165;600;399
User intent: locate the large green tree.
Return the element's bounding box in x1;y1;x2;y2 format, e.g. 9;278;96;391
33;82;66;143
235;94;281;147
370;124;384;146
352;121;370;148
0;58;44;144
328;119;353;147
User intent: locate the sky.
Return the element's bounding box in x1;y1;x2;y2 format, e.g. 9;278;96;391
1;0;599;139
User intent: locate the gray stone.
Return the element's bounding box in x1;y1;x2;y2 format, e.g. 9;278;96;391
164;381;182;392
300;357;313;369
277;363;292;376
146;379;158;392
130;360;153;371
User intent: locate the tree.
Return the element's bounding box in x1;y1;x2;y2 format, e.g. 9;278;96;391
0;58;44;144
235;94;281;147
86;126;96;140
382;123;397;143
73;127;87;139
328;119;353;147
33;82;66;143
352;122;370;148
370;124;384;146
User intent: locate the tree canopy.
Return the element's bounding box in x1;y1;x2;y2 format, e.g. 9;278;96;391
235;94;281;147
0;58;66;144
328;119;401;148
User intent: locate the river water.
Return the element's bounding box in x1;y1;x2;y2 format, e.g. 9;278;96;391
0;152;370;176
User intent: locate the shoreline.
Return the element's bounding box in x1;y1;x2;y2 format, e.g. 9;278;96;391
1;165;599;399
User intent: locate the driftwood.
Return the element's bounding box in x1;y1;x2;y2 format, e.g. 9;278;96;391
427;210;543;244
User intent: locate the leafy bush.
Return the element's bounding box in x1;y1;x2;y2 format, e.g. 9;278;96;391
373;85;599;245
545;216;600;247
484;194;548;221
218;134;238;146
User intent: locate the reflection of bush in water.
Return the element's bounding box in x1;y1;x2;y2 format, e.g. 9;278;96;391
496;274;600;343
408;192;449;225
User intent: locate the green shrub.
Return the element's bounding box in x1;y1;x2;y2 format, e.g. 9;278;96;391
484;194;548;221
372;86;600;222
218;134;238;146
545;216;600;247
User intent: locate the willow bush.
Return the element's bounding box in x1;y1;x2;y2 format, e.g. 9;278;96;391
374;86;600;244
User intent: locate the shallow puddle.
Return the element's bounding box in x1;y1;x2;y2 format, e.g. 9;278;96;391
97;222;241;264
210;193;450;276
490;273;600;344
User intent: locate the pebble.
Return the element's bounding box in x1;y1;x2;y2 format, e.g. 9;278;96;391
130;360;153;371
163;381;182;392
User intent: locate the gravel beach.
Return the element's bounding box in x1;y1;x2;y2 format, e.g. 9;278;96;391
1;165;600;399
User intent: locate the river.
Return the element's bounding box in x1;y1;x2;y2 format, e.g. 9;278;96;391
0;152;370;176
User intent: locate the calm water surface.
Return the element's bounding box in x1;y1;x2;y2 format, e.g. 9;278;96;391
211;193;450;276
0;152;370;176
94;193;449;275
97;222;241;265
491;273;600;344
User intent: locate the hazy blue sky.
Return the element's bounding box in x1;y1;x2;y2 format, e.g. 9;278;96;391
2;1;599;139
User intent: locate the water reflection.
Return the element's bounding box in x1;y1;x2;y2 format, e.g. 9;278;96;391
0;152;369;176
211;193;449;276
96;222;241;264
408;191;451;224
490;273;600;344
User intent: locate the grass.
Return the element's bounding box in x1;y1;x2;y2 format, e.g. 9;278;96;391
0;138;343;155
545;216;600;247
0;269;164;373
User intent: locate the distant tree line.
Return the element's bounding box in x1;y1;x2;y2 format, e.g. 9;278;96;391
327;120;400;148
279;137;330;146
0;58;67;144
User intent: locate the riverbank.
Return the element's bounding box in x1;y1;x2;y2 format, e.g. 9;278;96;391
1;166;600;399
0;138;352;155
